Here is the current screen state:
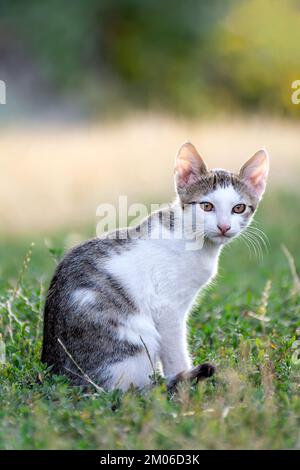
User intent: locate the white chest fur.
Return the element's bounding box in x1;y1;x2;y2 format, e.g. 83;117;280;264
106;238;220;321
105;237;221;379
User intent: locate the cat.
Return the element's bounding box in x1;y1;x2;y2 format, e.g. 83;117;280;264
41;142;269;391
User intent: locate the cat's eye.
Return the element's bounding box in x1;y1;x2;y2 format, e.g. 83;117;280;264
200;202;214;212
232;203;246;214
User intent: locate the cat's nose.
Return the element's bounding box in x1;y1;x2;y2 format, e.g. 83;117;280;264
217;224;231;235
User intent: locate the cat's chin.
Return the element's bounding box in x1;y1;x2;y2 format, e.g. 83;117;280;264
208;234;235;245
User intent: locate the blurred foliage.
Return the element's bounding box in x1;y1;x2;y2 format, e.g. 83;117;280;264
1;0;300;116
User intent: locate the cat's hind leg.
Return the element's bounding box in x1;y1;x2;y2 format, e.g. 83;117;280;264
105;351;157;391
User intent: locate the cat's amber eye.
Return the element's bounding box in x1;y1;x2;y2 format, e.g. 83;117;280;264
232;203;246;214
200;202;214;212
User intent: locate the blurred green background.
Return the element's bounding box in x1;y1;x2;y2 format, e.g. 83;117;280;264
1;0;300;120
0;0;299;236
0;1;300;451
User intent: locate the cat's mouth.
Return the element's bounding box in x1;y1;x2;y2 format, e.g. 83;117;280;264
208;233;235;244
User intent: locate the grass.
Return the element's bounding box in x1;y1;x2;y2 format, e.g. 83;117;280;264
0;190;299;449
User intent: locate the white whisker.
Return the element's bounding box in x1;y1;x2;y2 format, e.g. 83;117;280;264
242;227;267;261
239;233;255;258
246;225;269;246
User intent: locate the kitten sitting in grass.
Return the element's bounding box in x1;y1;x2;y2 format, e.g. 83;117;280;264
42;142;269;391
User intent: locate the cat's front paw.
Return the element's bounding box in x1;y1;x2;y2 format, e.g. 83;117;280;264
190;362;216;382
167;362;216;393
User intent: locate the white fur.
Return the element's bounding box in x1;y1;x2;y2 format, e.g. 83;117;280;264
71;288;96;309
117;313;160;356
105;232;220;386
107;352;155;391
202;185;252;243
101;184;253;389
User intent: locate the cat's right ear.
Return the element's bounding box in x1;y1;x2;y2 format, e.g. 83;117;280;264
239;149;269;200
174;142;207;191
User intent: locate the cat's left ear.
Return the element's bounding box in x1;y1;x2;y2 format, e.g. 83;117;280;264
239;149;269;199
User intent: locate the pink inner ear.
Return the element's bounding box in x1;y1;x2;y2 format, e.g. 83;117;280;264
240;149;269;197
176;157;202;185
175;142;207;187
250;167;264;187
176;157;193;183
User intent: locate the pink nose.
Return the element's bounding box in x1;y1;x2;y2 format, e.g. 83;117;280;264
217;224;231;235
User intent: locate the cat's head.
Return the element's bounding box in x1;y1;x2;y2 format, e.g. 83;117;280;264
174;142;269;245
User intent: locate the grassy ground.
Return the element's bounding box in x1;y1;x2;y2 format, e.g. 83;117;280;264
0;190;299;450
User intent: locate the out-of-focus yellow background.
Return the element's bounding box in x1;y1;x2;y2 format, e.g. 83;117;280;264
0;0;300;235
